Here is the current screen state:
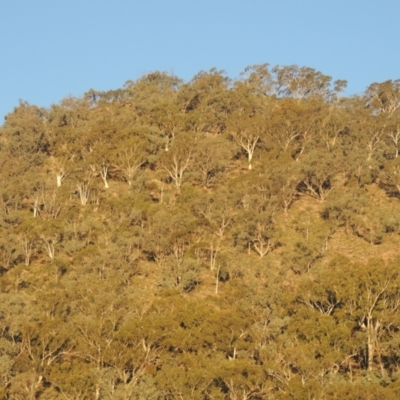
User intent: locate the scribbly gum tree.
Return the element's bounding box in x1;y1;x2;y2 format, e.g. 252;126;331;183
248;217;278;258
151;102;183;152
380;157;400;197
384;121;400;158
228;111;266;170
315;103;350;152
43;148;74;189
79;121;116;190
46;97;91;188
262;153;301;214
265;98;321;160
146;200;204;291
282;211;333;274
234;207;280;258
287;269;354;387
1;291;71;399
124;71;182;116
162;302;259;397
159;134;193;189
291;258;400;381
322;187;369;236
272;64;347;102
190;189;236;275
265;100;302;154
0;231;19;274
341;260;400;373
114;138;148;186
0;102;48;162
191;134;235;188
297;147;340;201
177;68;232;134
238;63;275;97
364;117;387;162
365;79;400;116
15;220;39;267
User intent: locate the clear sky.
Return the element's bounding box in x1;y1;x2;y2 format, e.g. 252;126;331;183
1;0;399;121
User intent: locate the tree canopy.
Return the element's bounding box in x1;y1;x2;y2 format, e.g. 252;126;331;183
1;63;400;399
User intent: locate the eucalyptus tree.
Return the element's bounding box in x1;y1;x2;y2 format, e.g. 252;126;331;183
124;71;182;117
272;64;347;102
228;112;267;170
177;68;232;134
365;79;400;116
159;134;193;189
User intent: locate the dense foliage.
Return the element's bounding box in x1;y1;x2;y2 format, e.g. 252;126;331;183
1;64;400;399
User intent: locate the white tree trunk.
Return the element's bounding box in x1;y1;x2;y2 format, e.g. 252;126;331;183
77;183;90;205
33;195;40;217
56;170;66;188
100;166;109;189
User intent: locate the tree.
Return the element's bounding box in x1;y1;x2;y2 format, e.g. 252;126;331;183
191;134;234;188
365;79;400;116
236;209;279;258
297;148;340;201
3;63;400;397
238;63;275;97
380;157;400;197
272;64;346;101
229;111;267;170
159;135;193;189
266;157;301;214
1;101;49;164
115;143;147;186
341;259;400;373
291;257;400;376
282;213;333;273
177;68;232;134
385;122;400;158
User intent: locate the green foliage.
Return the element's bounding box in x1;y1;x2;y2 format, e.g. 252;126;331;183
1;64;400;398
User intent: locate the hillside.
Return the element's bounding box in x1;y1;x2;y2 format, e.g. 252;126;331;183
1;65;400;399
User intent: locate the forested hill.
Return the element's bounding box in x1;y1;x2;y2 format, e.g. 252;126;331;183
1;64;400;399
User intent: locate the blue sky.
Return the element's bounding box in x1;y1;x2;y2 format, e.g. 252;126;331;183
1;0;399;121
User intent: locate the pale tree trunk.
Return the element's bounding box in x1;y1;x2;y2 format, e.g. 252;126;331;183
233;132;259;170
282;196;294;214
209;237;221;271
33;195;40;217
248;152;253;170
295;122;315;162
366;129;384;161
215;263;222;294
0;247;13;272
359;283;388;371
277;127;298;153
252;238;273;258
41;236;58;261
251;223;276;257
162;151;192;189
100;165;109;189
388;129;400;158
77;182;90;205
21;374;43;400
165;136;170;152
124;166;140;186
56;170;67;188
95;385;100;400
302;177;333;202
160;182;164;204
20;236;34;266
210;243;219;272
366;317;380;371
119;149;145;186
